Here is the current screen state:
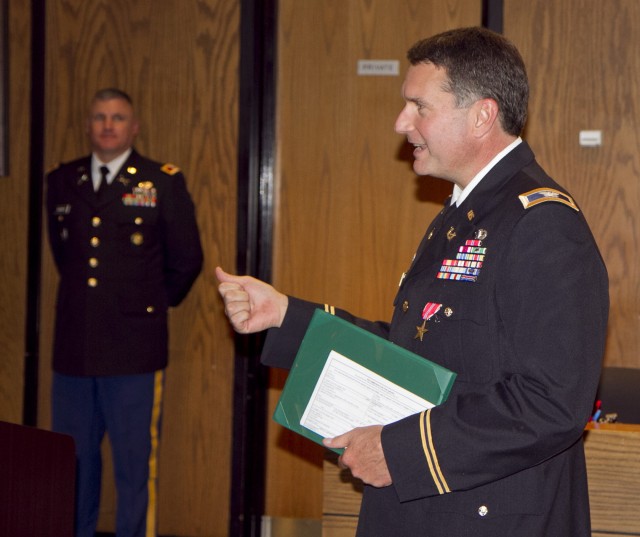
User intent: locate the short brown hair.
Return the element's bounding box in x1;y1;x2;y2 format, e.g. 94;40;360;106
407;27;529;136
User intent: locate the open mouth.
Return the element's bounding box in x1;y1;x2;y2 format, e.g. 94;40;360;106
412;143;427;156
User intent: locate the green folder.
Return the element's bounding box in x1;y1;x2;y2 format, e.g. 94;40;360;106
273;309;456;452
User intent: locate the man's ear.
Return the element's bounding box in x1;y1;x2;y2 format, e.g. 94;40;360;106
473;98;499;137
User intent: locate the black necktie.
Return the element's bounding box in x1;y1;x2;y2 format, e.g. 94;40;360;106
401;198;455;282
443;199;458;219
97;165;110;197
432;198;456;235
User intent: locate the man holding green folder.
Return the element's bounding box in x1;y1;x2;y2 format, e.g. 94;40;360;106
217;27;608;537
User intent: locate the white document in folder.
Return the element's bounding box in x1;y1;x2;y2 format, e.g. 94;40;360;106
300;349;434;438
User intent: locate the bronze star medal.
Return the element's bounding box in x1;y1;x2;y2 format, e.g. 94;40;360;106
414;302;442;341
415;320;428;341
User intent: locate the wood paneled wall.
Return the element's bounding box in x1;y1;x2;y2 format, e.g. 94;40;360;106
269;0;481;519
2;0;639;533
38;1;239;535
505;0;640;369
0;0;31;424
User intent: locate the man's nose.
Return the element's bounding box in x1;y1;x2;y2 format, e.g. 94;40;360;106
394;108;411;134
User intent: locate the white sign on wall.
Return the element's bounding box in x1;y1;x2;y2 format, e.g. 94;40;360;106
357;60;400;76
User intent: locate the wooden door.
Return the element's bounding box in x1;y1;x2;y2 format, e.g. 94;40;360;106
40;1;239;535
0;0;32;424
505;0;640;369
268;0;481;520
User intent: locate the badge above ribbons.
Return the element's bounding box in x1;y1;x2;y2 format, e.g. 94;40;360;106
122;181;157;207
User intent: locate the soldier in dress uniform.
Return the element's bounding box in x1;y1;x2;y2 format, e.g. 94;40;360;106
215;28;609;537
46;88;203;537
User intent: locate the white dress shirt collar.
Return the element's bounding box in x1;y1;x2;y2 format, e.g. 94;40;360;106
91;148;133;190
450;137;522;207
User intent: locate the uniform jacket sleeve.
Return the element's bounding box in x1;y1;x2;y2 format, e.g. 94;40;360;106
261;296;392;369
46;161;83;272
158;169;203;306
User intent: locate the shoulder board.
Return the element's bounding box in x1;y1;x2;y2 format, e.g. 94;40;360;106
518;188;579;212
161;163;180;175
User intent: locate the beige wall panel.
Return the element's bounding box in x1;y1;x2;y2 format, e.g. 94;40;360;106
505;0;640;369
323;516;359;537
270;0;481;519
584;424;640;535
0;1;31;423
41;1;239;535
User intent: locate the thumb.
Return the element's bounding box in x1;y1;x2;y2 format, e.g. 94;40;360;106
323;432;349;450
215;266;238;284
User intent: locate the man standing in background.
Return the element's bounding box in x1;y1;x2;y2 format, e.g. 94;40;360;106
46;88;203;537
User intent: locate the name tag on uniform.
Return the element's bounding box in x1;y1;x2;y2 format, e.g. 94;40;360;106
54;204;71;215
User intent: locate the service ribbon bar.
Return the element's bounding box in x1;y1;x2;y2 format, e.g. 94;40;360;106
457;253;485;262
458;246;486;254
437;239;487;282
441;259;483;268
436;272;478;282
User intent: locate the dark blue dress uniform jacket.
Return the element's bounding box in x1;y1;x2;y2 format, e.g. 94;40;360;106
46;150;203;377
260;142;609;537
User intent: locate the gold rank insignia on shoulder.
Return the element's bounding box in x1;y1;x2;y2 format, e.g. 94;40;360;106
161;163;180;175
518;188;579;212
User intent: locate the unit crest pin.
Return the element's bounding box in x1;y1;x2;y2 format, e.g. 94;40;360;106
474;229;488;240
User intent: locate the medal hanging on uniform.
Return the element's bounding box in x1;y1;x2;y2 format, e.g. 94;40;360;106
415;302;442;341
